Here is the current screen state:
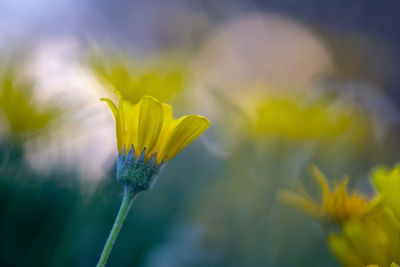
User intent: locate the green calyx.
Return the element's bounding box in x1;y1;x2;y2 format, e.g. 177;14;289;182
117;145;164;193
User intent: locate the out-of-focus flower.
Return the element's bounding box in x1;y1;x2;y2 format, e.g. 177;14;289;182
328;207;400;267
327;165;400;267
372;165;400;218
193;14;333;120
90;51;188;104
278;166;370;223
0;65;61;140
102;93;210;192
253;94;370;144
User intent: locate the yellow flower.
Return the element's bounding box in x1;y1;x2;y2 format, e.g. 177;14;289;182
372;165;400;219
329;207;400;267
96;93;210;264
0;65;61;140
91;52;187;104
278;165;369;223
102;93;210;165
252;94;370;144
327;165;400;267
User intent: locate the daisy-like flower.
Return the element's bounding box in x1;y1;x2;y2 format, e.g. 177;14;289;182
97;92;210;267
327;165;400;267
278;165;370;224
101;92;210;193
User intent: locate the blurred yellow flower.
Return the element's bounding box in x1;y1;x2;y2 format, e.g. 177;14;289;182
102;93;210;165
0;66;61;140
278;166;369;223
327;165;400;267
329;207;400;267
253;94;369;142
91;52;187;104
372;165;400;218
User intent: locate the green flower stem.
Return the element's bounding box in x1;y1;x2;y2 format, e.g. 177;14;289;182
96;186;137;267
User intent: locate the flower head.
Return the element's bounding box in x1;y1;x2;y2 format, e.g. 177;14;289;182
102;93;210;192
278;165;370;223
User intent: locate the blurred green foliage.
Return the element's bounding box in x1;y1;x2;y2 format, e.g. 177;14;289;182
0;138;217;267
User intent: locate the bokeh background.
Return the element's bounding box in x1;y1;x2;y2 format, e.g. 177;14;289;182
1;0;400;266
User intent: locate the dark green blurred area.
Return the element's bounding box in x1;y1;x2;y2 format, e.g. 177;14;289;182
0;139;221;267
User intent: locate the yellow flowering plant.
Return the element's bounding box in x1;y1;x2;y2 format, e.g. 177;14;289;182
90;51;187;104
252;94;370;144
96;92;210;266
278;165;370;224
329;207;400;267
0;65;61;141
328;165;400;267
280;164;400;266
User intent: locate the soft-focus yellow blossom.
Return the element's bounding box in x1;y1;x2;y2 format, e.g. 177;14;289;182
329;207;400;267
253;95;369;142
372;165;400;218
91;52;187;104
0;66;61;139
328;165;400;267
278;166;370;223
102;93;210;164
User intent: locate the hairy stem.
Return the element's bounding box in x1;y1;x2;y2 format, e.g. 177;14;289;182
96;186;136;267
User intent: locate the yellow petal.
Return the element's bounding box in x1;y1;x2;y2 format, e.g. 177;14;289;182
122;100;138;152
277;189;321;217
136;96;164;159
115;109;124;154
328;234;364;267
108;90;128;155
372;165;400;218
101;97;125;154
162;115;210;162
101;98;117;118
153;103;173;161
310;165;330;206
372;166;391;193
342;220;387;265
